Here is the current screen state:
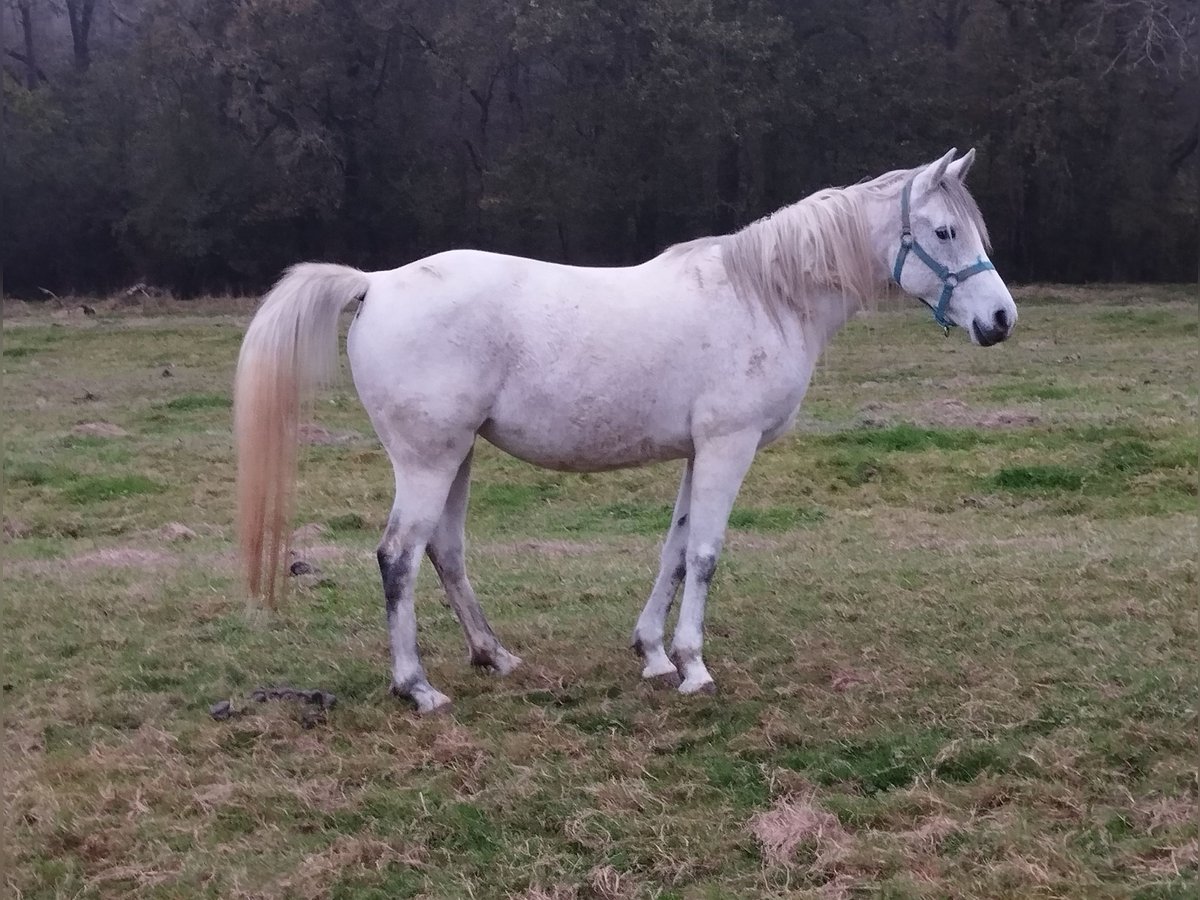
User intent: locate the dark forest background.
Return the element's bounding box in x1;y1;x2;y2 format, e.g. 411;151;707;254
3;0;1197;298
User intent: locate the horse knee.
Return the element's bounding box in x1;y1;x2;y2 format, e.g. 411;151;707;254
688;549;719;586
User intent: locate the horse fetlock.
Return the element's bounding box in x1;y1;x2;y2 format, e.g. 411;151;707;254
470;645;522;676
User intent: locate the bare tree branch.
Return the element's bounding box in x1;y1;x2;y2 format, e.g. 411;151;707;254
1078;0;1198;75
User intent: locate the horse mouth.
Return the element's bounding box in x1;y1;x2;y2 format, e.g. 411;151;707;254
971;319;1006;347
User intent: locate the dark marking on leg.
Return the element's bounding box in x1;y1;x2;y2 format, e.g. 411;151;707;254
693;553;717;587
389;673;420;699
426;543;464;584
671;561;687;585
469;646;501;669
676;514;688;528
377;547;411;615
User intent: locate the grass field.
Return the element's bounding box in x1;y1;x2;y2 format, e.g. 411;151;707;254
2;285;1196;898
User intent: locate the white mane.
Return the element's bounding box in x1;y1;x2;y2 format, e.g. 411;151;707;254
665;167;991;326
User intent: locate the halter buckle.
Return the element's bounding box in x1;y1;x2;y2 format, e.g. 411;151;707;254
945;274;958;288
900;232;913;247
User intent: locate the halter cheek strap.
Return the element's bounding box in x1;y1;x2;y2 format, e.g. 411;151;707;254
893;177;995;334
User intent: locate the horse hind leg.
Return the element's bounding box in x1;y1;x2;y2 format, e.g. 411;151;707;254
377;455;470;714
426;448;521;675
631;461;693;684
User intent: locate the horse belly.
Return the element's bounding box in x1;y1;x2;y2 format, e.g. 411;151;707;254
479;393;694;472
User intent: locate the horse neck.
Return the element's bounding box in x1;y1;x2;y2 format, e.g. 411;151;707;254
793;285;863;355
724;185;892;349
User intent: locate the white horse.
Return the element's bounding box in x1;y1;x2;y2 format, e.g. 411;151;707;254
235;148;1016;712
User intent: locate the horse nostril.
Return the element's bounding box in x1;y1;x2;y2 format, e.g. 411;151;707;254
993;308;1010;332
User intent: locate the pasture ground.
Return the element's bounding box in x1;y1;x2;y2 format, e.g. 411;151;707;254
2;285;1196;898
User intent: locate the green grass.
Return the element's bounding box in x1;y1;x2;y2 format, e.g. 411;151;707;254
2;288;1196;899
984;382;1077;402
989;464;1087;492
61;474;166;504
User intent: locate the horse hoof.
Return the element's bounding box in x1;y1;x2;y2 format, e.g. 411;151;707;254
415;690;453;715
490;653;522;677
641;657;681;683
678;678;717;696
391;682;452;714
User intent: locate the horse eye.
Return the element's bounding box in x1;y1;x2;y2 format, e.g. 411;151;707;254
935;226;952;241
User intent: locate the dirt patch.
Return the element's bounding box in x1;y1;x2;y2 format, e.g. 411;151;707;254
291;522;328;543
71;421;128;438
289;544;348;563
483;538;608;558
916;398;1039;428
3;519;31;539
159;522;197;542
73;548;176;569
977;410;1041;428
298;424;360;445
860;398;1041;429
3;547;181;576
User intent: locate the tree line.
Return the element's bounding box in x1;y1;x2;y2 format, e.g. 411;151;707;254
3;0;1196;298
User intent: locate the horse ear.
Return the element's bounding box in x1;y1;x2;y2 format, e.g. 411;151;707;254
911;148;957;197
946;148;976;183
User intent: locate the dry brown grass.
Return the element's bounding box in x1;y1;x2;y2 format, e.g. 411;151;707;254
749;794;853;868
272;836;426;900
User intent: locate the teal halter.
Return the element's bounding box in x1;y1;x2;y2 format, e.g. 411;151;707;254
893;177;995;334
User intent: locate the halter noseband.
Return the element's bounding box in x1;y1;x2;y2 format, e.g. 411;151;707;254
892;177;995;334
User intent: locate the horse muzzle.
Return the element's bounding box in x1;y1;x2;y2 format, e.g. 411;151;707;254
970;308;1014;346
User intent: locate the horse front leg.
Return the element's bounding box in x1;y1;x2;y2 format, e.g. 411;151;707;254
669;430;760;695
631;460;693;683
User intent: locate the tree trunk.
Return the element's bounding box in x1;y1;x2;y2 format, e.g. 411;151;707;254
17;0;38;88
65;0;95;71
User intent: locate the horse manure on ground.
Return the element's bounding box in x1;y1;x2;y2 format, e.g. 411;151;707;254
209;685;338;726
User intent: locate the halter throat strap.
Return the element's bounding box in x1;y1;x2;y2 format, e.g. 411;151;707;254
892;177;995;333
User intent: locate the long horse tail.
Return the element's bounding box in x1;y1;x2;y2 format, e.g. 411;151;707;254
234;263;370;608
